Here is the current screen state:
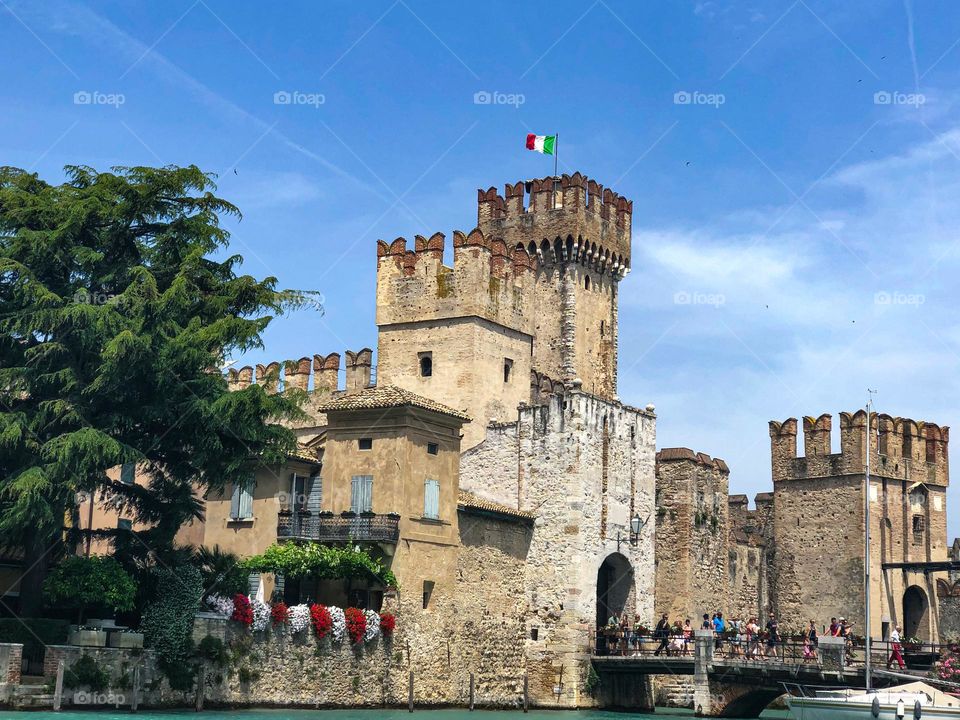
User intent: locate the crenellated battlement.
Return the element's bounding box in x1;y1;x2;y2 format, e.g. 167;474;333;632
656;447;729;475
769;410;949;486
225;348;374;395
477;172;632;275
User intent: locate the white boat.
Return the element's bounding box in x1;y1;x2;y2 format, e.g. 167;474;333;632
787;682;960;720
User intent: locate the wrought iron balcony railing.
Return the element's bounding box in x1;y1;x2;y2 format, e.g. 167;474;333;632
277;512;400;544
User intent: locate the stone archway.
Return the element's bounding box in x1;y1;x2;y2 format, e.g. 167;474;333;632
597;552;635;627
903;585;930;641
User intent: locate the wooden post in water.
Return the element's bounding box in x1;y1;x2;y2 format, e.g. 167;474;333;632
469;672;475;710
408;670;414;712
195;663;205;711
131;664;141;712
523;673;529;713
52;659;64;711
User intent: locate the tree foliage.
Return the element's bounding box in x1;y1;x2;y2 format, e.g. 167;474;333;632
241;543;398;588
0;165;313;613
43;555;136;621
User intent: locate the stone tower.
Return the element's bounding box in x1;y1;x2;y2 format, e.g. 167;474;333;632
375;173;632;448
769;410;950;641
654;448;730;621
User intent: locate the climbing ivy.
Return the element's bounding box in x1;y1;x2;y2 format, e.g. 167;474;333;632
241;543;397;588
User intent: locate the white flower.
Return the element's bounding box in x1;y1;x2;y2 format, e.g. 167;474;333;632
364;609;380;642
289;604;311;634
329;606;346;642
205;594;233;618
251;598;271;632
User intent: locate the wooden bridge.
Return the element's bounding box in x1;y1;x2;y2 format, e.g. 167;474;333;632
592;632;923;716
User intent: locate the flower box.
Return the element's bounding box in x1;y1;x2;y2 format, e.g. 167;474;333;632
69;629;107;647
108;631;144;649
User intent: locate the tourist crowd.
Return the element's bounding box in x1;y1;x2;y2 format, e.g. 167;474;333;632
603;611;908;669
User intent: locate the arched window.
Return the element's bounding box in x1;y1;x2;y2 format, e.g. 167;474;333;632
419;354;432;377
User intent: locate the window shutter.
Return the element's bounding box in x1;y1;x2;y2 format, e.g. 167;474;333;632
239;475;254;519
247;572;260;597
363;475;373;512
424;479;440;519
351;476;361;513
120;463;135;485
307;475;323;513
230;482;242;519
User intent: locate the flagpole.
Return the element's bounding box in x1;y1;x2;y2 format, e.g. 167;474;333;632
554;133;559;177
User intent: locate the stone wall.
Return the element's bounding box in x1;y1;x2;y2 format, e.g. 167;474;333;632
461;389;656;708
727;495;772;620
654;448;729;621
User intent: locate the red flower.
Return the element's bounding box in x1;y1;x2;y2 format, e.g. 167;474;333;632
379;612;396;636
344;607;367;644
271;601;290;626
231;594;253;626
310;603;332;639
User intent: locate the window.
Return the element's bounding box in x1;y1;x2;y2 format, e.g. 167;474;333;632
289;473;321;513
419;353;432;377
584;275;590;290
503;358;513;383
358;437;373;450
422;580;435;609
230;474;255;520
427;442;438;455
117;518;132;531
351;475;373;513
424;479;440;519
120;462;135;485
600;320;605;337
913;514;926;534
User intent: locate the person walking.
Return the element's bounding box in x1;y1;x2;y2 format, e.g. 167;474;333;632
746;617;760;659
887;625;905;670
803;619;818;662
654;613;670;656
765;612;780;660
713;611;726;656
683;618;693;655
829;617;840;636
701;613;712;630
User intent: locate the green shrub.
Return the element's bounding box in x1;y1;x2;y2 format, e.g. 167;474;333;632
197;635;228;666
139;565;202;691
43;556;136;623
237;665;259;684
0;618;68;660
63;655;109;691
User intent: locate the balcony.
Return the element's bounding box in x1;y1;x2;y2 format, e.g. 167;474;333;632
277;512;400;545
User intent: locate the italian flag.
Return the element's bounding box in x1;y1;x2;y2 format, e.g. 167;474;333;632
526;134;555;155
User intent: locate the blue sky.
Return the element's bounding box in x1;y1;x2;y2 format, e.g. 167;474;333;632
4;1;960;535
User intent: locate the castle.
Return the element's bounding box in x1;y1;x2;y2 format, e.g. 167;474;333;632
655;411;950;643
64;172;953;709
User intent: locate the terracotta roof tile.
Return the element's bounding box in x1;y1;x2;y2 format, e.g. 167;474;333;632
316;385;470;421
457;490;534;522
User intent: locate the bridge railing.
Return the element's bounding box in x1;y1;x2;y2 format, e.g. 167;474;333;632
593;628;947;671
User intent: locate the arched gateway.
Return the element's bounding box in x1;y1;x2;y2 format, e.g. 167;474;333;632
596;552;635;628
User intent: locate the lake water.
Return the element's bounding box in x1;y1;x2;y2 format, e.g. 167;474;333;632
0;708;792;720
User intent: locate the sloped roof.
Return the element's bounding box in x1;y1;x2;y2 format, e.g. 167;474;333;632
316;385;470;421
457;490;535;523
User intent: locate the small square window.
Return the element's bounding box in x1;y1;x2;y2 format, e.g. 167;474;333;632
118;518;132;531
427;442;438;455
358;438;373;450
120;462;135;484
913;514;925;533
503;358;513;383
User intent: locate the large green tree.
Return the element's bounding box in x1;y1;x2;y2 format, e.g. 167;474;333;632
0;165;308;615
